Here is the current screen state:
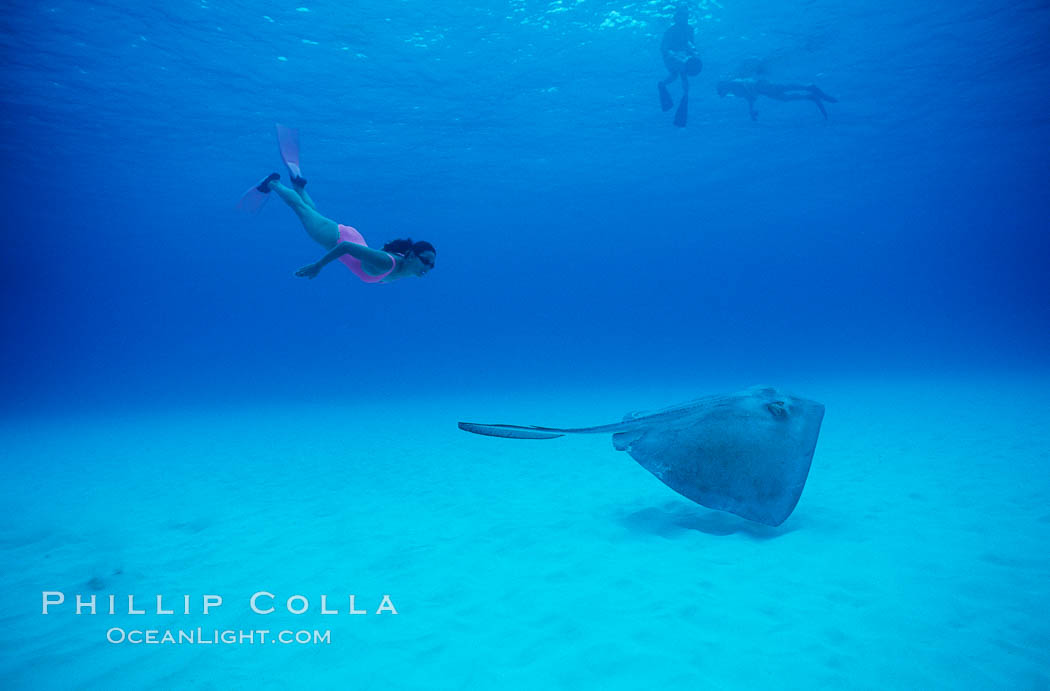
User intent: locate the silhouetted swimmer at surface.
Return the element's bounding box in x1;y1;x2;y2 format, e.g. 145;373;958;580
716;78;838;121
657;5;702;128
242;125;436;284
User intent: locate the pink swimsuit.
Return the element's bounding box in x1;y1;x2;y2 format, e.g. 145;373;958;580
337;224;397;283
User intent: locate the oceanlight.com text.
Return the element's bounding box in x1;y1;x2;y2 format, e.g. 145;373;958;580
106;628;331;645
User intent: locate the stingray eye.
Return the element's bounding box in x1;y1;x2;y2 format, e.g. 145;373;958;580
766;401;787;419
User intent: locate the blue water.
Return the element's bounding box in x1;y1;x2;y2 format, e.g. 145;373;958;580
2;1;1048;688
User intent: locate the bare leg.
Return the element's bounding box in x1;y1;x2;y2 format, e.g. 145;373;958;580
269;181;340;249
810;85;837;102
771;93;815;102
758;91;829;119
658;71;676;112
293;181;319;212
759;84;792;102
673;74;689;127
778;84;837;102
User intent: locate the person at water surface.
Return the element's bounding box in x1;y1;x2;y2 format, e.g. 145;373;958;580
716;78;838;121
657;4;702;127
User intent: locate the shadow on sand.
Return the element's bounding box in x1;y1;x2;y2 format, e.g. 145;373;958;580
617;502;800;540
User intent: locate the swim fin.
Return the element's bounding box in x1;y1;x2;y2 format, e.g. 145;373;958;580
237;173;279;214
673;94;688;127
275;123;306;185
658;82;673;112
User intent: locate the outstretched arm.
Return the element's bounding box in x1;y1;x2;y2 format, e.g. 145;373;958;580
295;241;394;279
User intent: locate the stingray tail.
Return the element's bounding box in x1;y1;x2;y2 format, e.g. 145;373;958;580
458;419;632;438
457;422;566;439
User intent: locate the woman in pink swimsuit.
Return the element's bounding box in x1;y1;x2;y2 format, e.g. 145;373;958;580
248;126;435;283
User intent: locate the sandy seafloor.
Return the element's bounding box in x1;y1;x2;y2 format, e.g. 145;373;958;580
1;374;1047;689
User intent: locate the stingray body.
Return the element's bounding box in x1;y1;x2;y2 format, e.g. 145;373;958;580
459;386;825;526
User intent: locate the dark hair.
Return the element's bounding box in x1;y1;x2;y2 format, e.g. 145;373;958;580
382;238;436;258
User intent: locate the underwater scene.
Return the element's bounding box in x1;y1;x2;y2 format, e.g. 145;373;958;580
1;0;1048;688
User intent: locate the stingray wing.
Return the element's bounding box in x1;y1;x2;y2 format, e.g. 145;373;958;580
615;388;824;526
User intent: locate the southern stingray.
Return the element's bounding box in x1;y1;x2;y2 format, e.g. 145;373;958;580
459;386;825;526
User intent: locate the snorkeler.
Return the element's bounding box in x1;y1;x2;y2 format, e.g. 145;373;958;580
239;125;436;283
716;78;838;121
657;5;702;128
